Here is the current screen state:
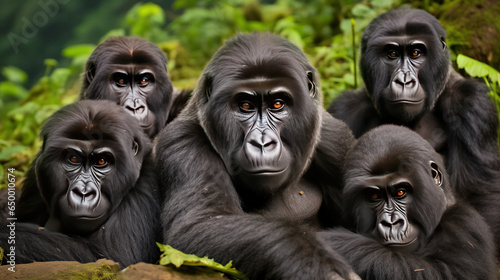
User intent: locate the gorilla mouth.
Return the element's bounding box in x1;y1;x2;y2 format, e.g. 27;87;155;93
248;168;287;175
387;99;424;104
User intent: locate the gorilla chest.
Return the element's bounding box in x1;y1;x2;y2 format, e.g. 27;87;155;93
259;179;323;228
413;112;447;152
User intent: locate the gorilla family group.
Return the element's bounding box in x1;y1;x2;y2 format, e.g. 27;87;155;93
2;8;500;280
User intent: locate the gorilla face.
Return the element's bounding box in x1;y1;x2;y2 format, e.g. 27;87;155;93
343;125;454;252
81;36;174;137
109;66;157;133
37;100;149;235
196;34;321;196
361;9;450;124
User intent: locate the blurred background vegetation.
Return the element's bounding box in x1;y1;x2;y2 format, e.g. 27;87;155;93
0;0;499;187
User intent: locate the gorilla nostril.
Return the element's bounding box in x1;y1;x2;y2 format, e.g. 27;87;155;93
263;141;275;148
136;105;146;114
380;220;392;228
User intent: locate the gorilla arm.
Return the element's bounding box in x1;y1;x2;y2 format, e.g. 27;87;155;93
317;203;496;280
156;118;354;280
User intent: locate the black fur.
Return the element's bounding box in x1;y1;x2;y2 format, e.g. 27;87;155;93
328;8;500;255
7;100;160;267
155;33;356;280
318;125;497;280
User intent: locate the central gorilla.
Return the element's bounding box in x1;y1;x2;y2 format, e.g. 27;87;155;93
155;33;357;279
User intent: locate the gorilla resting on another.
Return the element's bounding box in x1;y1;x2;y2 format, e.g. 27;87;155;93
328;8;500;253
81;36;177;137
9;100;159;267
318;125;497;280
155;32;358;279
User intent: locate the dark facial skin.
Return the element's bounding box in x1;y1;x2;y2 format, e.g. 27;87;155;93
225;73;316;195
110;66;157;135
231;78;293;192
81;37;174;138
44;145;114;234
380;39;428;121
351;159;443;252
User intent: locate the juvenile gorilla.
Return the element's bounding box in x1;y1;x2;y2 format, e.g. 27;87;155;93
328;8;500;252
318;125;497;280
81;36;174;137
9;100;159;267
155;33;357;279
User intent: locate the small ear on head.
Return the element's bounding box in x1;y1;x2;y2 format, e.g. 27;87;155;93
132;141;139;156
429;161;443;187
440;37;447;50
85;61;96;85
306;71;316;98
204;75;213;99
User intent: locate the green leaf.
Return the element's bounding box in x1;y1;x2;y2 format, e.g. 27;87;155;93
456;54;500;83
157;243;249;280
44;59;58;68
62;44;95;58
1;66;28;84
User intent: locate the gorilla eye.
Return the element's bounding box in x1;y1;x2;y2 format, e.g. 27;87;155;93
394;189;407;198
96;158;107;166
139;77;149;86
115;77;127;86
368;191;381;201
240;102;255;112
271;100;285;111
68;155;81;164
387;50;399;59
410;49;422;58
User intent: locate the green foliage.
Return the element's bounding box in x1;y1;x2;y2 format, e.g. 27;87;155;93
457;54;500;149
157;243;249;280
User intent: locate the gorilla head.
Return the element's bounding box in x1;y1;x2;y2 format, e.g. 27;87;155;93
37;100;150;234
193;32;321;197
361;9;450;123
342;125;455;251
81;36;174;137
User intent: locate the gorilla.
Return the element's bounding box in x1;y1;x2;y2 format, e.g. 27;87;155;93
328;8;500;253
9;100;159;267
81;36;176;137
155;33;358;280
318;125;497;280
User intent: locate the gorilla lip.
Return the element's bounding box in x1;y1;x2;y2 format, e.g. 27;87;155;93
387;99;424;104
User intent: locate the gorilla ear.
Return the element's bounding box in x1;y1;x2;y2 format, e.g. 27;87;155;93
440;37;447;50
430;161;443;187
204;75;213;99
306;71;316;98
85;61;96;84
132;141;139;156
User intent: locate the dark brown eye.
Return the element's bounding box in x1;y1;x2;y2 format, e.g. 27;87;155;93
240;102;254;111
387;51;398;59
272;100;285;110
370;192;380;200
97;158;106;165
68;155;80;164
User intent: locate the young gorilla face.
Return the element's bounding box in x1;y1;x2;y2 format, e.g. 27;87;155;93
81;36;174;137
343;125;454;252
197;35;321;196
361;9;449;123
37;100;149;235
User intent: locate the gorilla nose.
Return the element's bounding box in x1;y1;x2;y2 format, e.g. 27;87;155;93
394;71;417;89
248;132;278;153
69;183;100;209
124;98;147;116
